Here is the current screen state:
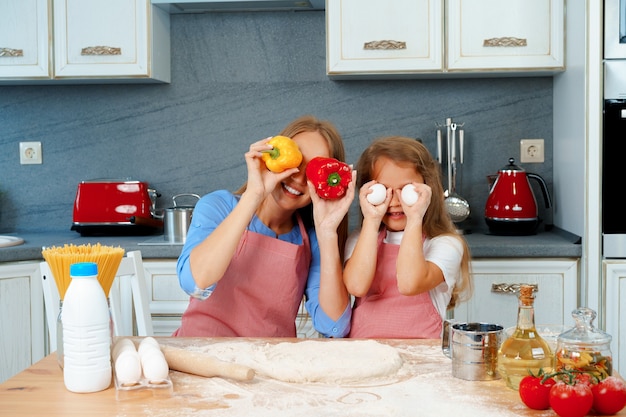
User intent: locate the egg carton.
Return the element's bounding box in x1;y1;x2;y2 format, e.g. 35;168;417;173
114;374;173;401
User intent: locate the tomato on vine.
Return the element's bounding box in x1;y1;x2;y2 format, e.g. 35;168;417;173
591;376;626;415
549;380;594;417
519;371;556;410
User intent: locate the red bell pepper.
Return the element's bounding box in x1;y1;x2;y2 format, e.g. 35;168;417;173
305;156;352;200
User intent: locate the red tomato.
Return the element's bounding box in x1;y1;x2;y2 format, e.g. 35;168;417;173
519;374;556;410
591;376;626;415
549;381;594;417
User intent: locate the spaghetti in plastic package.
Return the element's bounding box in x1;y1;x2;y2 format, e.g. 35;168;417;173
42;243;125;298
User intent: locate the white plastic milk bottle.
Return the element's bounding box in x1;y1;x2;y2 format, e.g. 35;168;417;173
62;262;112;393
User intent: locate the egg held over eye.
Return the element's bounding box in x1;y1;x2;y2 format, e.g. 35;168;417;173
366;183;387;205
401;184;419;206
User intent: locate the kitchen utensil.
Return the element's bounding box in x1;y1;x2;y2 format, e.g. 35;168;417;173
71;179;160;236
161;345;255;381
0;236;24;248
443;122;470;222
163;193;200;244
485;158;553;235
442;321;504;381
130;216;164;229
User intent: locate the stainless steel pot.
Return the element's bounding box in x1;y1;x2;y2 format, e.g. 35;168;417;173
163;194;200;244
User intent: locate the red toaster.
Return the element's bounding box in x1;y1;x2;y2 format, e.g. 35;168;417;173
71;179;161;235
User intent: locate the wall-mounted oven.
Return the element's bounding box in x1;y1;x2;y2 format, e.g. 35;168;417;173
603;62;626;257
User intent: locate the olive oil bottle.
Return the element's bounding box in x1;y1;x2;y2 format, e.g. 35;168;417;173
497;285;553;390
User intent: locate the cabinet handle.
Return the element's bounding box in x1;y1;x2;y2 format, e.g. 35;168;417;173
483;37;527;47
81;46;122;56
0;47;24;57
491;283;538;294
363;40;407;50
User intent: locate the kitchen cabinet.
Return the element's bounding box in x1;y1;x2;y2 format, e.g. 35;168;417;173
0;262;45;384
326;0;564;78
326;0;443;76
142;260;320;338
142;260;188;336
0;0;49;79
602;261;626;376
446;0;564;72
453;258;579;329
0;0;170;84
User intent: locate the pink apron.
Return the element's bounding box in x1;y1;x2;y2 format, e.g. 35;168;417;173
349;229;442;339
173;215;310;337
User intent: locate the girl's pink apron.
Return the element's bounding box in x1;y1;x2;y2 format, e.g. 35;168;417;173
349;229;442;339
173;215;310;337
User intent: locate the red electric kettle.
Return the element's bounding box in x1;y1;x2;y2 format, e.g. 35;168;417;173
485;158;553;235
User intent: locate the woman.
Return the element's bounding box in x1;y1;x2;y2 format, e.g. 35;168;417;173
173;115;355;338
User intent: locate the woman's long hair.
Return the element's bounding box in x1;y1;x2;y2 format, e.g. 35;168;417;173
236;115;349;260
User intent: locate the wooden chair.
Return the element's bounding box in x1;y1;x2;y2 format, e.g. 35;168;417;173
40;250;154;352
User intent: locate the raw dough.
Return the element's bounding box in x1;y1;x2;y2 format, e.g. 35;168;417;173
195;339;404;384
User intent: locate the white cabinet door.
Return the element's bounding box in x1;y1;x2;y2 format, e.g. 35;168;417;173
603;261;626;377
326;0;564;78
53;0;170;81
453;259;578;330
0;262;45;383
0;0;50;79
327;0;443;76
446;0;564;72
142;260;189;336
142;259;319;337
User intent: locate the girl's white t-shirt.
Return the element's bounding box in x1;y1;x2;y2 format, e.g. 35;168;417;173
344;229;463;319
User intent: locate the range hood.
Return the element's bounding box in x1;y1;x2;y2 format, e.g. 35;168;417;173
151;0;325;13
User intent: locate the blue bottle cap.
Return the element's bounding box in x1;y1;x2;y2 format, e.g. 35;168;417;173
70;262;98;277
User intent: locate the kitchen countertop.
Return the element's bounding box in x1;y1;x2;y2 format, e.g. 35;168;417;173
1;337;613;417
0;228;582;263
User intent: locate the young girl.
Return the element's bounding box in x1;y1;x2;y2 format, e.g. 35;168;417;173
344;136;472;339
174;115;355;338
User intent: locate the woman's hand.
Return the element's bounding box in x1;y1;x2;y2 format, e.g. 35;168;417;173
309;169;357;235
242;138;300;203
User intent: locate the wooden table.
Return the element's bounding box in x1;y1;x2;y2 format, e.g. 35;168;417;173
0;338;623;417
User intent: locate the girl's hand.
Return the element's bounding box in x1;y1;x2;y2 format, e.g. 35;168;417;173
309;169;357;235
243;137;299;202
359;180;391;223
398;182;431;222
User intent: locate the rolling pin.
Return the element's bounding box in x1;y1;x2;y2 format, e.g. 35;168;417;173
161;345;255;381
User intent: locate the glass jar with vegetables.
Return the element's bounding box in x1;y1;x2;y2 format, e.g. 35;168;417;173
555;307;613;380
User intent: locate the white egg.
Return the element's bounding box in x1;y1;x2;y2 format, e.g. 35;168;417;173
366;183;387;205
139;336;160;349
115;349;142;385
141;349;169;382
138;341;161;359
112;338;136;361
401;184;419;206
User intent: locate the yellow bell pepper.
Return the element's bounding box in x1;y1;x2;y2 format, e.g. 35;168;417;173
261;136;303;173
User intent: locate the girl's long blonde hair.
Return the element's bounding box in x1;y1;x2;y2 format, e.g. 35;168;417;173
355;136;472;309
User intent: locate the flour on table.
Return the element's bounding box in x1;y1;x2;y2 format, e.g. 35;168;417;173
190;339;404;384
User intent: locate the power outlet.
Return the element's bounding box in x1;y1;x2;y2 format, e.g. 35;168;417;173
520;139;544;163
19;141;43;165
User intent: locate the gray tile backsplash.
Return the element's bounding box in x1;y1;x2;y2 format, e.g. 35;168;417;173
0;11;553;235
